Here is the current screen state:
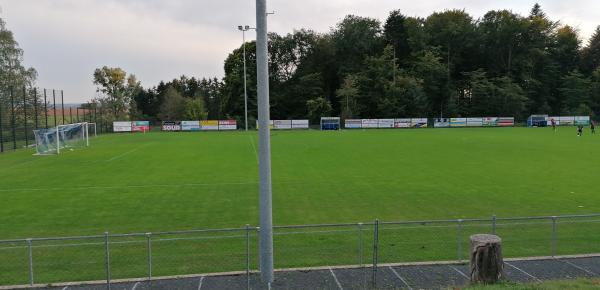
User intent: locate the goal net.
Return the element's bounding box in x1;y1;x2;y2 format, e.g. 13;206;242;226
33;122;92;155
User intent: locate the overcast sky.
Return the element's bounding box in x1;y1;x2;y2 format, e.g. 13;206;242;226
1;0;598;103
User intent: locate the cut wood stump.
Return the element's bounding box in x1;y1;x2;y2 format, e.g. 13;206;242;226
469;234;503;284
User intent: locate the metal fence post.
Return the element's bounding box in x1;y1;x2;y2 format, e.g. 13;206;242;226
27;239;33;285
43;89;48;128
105;232;111;290
357;223;364;267
33;88;38;130
256;226;261;272
457;219;463;262
492;215;497;235
357;222;365;289
372;219;379;288
99;107;103;134
246;225;251;290
22;86;28;147
10;87;16;150
0;97;4;153
551;216;557;257
61;90;65;125
52;90;57;127
147;233;152;281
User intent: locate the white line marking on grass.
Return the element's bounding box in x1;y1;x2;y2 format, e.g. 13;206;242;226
131;282;140;290
107;144;149;162
388;266;413;290
248;135;258;164
198;276;204;290
329;267;343;290
449;265;469;279
505;262;542;283
61;287;68;290
558;258;597;275
3;158;42;170
0;181;278;192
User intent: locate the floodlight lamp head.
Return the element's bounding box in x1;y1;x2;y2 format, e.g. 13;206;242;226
245;25;250;30
238;25;243;30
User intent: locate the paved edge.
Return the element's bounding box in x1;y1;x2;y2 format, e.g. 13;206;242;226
3;253;600;290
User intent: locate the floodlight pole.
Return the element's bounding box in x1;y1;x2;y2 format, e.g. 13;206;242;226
256;0;274;285
238;25;255;131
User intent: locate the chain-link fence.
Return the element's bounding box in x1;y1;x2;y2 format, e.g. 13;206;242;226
1;213;599;287
0;86;112;153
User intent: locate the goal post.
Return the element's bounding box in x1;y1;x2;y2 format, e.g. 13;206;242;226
33;122;92;155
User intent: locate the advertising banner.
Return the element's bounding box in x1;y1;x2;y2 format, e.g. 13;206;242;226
256;120;274;129
361;119;379;128
345;119;362;129
559;116;575;126
434;118;450;128
378;119;395;128
162;121;181;131
273;120;292;130
394;118;411;128
575;116;590;126
181;121;201;131
547;117;560;126
467;117;483;127
201;120;219;131
482;117;498;127
497;117;515;127
218;120;237;130
411;118;428;128
450;118;467;127
132;121;150;132
291;119;309;129
113;121;132;132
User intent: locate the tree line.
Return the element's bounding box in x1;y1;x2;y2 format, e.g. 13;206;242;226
118;4;600;124
4;4;600;126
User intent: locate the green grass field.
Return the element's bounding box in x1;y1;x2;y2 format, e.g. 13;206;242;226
1;127;600;284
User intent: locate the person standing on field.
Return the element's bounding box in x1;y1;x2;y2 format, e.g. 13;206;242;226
550;118;556;132
577;125;583;136
592;121;596;134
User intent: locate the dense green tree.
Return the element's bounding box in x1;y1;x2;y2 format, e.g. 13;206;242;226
424;10;478;80
581;26;600;74
114;4;600;123
158;86;187;121
478;10;528;76
410;49;449;117
332;15;383;76
558;70;592;115
306;97;332;123
184;98;208;120
336;74;360;119
93;66;141;120
383;10;410;63
0;17;37;91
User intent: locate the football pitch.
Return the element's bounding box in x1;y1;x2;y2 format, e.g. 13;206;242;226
1;127;600;284
2;127;599;238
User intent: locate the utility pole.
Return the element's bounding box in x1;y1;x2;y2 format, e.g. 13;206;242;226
256;0;274;285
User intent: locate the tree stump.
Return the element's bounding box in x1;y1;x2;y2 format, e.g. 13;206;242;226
469;234;503;284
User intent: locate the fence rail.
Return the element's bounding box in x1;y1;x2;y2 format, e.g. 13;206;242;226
1;213;600;288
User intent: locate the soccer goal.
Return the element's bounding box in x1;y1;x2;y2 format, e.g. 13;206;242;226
33;122;94;155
